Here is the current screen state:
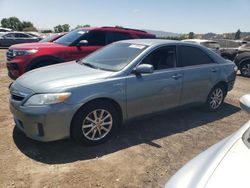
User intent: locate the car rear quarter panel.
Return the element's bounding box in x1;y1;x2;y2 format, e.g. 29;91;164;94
218;61;237;90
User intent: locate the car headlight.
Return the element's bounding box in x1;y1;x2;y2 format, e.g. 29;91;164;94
234;66;238;72
24;92;71;106
13;49;38;57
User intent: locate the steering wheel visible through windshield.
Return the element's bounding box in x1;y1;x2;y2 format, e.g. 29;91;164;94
54;29;88;46
80;42;148;71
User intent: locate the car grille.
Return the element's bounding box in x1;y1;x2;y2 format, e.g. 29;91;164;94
6;49;14;61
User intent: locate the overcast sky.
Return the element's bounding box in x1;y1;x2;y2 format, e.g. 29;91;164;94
0;0;249;33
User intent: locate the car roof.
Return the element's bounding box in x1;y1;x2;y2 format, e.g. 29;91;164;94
183;39;218;43
0;27;12;31
4;31;31;34
118;39;186;46
78;27;154;36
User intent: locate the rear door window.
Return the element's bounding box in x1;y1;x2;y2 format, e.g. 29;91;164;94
201;42;220;49
88;31;106;45
178;46;215;66
14;33;30;38
106;32;132;44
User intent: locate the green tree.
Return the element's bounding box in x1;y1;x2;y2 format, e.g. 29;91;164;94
22;21;33;28
188;32;195;39
1;17;22;30
1;17;37;31
115;25;123;28
41;29;53;33
54;25;63;33
62;24;70;32
54;24;70;32
235;29;241;40
75;24;90;29
22;21;37;31
22;26;38;32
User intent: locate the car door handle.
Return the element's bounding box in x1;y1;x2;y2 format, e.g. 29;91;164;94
171;74;182;80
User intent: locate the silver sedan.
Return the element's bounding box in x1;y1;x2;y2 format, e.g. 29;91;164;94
9;39;237;145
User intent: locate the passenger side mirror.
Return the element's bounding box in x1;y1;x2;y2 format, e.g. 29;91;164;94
77;40;88;46
240;94;250;114
133;64;154;75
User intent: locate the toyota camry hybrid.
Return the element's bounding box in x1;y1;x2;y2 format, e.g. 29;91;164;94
9;39;237;145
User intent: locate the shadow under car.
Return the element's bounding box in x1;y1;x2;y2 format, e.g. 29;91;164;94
12;102;240;164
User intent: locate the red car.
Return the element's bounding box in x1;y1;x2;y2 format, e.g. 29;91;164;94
6;27;155;79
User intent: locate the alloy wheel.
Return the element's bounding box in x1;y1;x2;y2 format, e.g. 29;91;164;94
82;109;113;141
241;63;250;77
209;88;223;109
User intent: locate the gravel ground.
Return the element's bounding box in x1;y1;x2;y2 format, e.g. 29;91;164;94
0;49;249;188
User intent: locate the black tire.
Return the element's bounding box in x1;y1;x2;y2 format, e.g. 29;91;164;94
240;61;250;78
204;84;226;112
71;100;120;145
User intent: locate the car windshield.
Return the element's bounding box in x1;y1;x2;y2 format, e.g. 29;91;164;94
80;42;148;71
40;34;60;42
202;42;220;49
54;29;88;46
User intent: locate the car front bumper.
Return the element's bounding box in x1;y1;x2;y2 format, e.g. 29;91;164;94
6;62;21;79
9;100;81;142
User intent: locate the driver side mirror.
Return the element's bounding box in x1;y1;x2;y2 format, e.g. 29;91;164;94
77;40;88;46
133;64;154;75
240;94;250;114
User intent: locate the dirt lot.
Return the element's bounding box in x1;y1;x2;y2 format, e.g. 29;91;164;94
0;49;249;188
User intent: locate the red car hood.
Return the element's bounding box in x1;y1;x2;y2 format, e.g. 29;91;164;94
10;42;64;50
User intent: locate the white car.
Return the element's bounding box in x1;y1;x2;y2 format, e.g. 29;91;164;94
0;27;12;35
182;39;221;55
238;42;250;52
165;94;250;188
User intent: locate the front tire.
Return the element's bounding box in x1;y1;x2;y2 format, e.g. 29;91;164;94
240;61;250;77
71;101;120;145
204;85;226;112
31;60;57;70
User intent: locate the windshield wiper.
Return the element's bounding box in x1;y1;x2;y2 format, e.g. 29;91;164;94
81;62;98;69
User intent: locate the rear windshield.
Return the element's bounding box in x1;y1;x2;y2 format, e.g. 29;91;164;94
201;42;220;49
80;42;148;71
54;29;88;46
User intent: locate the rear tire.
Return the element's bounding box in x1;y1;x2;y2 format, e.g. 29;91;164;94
240;61;250;77
204;85;226;112
71;101;120;145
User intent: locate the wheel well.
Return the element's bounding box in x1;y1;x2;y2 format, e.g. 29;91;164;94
70;98;123;137
215;81;228;95
26;56;64;71
239;59;250;68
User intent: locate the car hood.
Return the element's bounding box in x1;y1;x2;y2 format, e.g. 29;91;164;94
9;42;64;50
15;61;113;92
165;120;250;188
